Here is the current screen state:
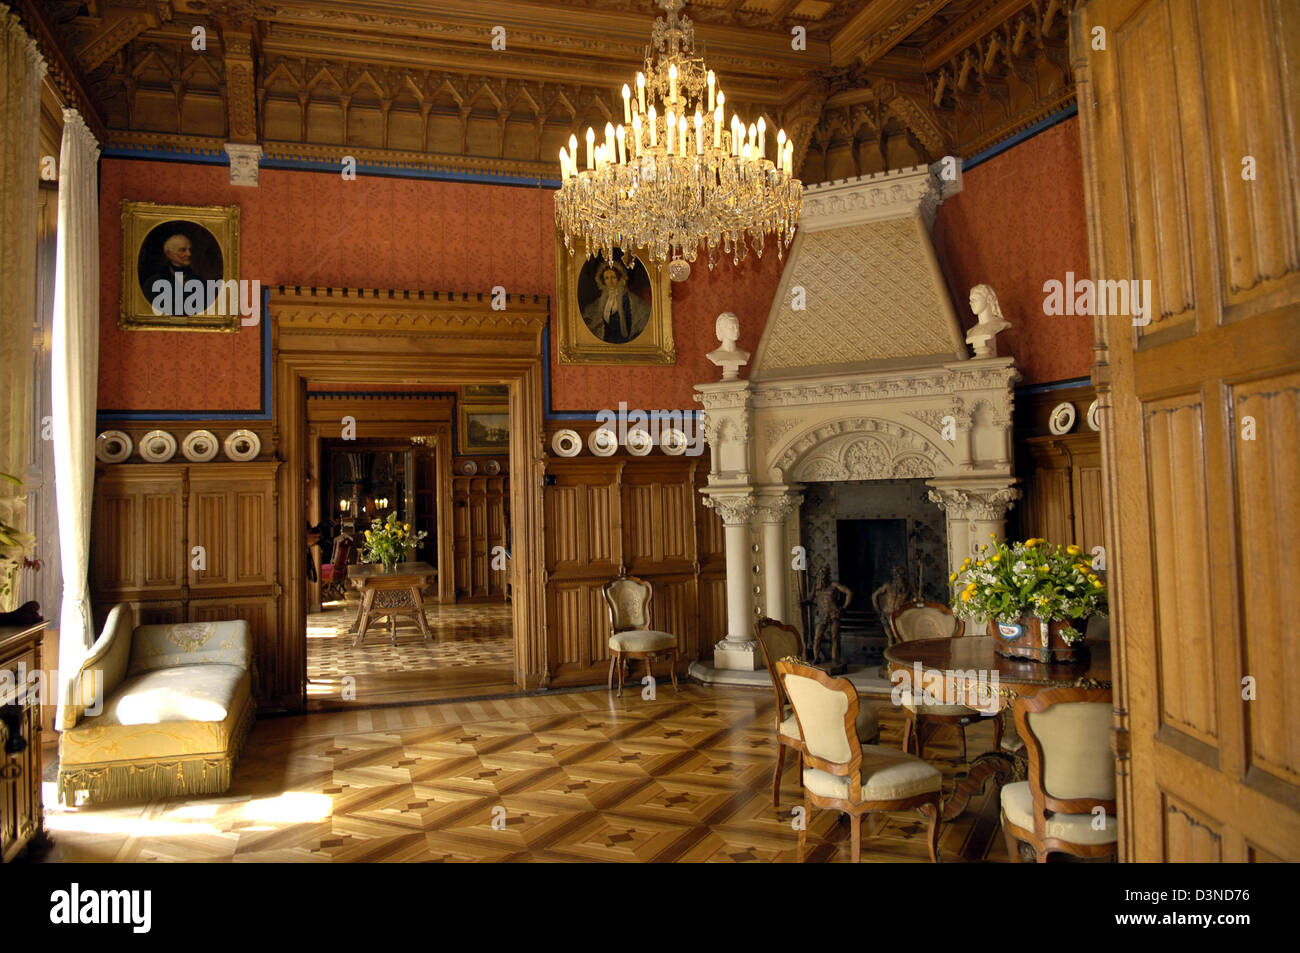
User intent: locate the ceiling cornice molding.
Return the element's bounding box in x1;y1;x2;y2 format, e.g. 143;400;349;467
9;0;109;143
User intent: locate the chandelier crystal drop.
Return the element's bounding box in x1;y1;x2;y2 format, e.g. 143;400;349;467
554;0;802;281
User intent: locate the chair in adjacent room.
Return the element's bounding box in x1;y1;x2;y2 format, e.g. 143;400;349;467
775;659;942;863
319;535;352;601
891;599;1001;761
754;617;879;807
1000;685;1117;863
603;574;679;697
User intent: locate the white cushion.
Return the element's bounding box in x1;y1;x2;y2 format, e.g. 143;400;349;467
780;706;878;743
899;689;982;717
802;744;942;802
609;629;677;652
1000;781;1117;846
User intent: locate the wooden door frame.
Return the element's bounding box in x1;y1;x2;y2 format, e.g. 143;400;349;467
270;287;549;709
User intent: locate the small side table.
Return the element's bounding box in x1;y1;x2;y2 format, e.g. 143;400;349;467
347;562;437;647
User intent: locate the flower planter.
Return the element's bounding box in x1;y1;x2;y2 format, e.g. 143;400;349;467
990;614;1089;664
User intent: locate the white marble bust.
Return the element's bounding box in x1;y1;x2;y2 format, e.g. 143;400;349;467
706;311;750;381
966;284;1011;358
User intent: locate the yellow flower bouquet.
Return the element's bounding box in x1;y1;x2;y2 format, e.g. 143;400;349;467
949;537;1107;658
359;512;427;572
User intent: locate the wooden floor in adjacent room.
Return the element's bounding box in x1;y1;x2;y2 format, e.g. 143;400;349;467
306;601;516;708
32;684;1010;863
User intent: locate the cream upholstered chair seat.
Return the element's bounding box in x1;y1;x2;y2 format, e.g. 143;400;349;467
776;658;943;863
1000;781;1117;846
802;744;941;801
779;705;878;744
608;629;677;653
603;575;679;695
1000;686;1117;862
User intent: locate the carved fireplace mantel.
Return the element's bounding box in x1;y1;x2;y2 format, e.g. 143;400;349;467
694;164;1021;672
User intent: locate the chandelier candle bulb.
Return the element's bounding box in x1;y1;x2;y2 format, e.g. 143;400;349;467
632;113;642;156
694;111;703;154
666;108;674;152
637;72;646;113
707;69;715;111
648;105;657;146
757;117;766;157
559;146;569;177
669;62;677;102
604;121;614;158
616;124;626;164
585;127;595;169
713;106;722;146
622;84;631;124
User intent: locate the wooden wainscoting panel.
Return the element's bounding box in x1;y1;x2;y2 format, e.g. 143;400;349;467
1074;462;1106;553
1117;0;1197;334
141;488;185;590
190;489;231;585
1162;792;1224;863
1197;0;1300;316
1143;395;1218;749
451;474;509;601
90;490;137;593
1232;371;1300;788
134;601;186;626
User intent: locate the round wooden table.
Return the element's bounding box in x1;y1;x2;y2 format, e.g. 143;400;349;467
884;636;1111;819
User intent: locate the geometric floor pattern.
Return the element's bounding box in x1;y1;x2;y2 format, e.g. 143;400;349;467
307;603;514;677
306;602;516;707
32;684;1010;863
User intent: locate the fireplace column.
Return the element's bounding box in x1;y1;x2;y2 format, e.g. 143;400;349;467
703;493;760;670
756;490;801;622
927;480;1022;572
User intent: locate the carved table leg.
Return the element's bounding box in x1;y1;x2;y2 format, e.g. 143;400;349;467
940;699;1025;821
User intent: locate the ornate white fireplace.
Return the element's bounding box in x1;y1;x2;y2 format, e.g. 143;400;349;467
695;164;1021;672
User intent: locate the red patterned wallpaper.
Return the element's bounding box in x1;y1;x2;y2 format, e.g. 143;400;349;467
931;117;1093;386
99;120;1090;412
97;159;784;412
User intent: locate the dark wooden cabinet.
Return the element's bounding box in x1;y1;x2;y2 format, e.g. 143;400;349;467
1;622;46;862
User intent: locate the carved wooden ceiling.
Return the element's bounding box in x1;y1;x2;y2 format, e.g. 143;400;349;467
22;0;1079;182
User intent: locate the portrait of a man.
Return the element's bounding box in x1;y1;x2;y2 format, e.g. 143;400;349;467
578;254;653;344
136;220;224;317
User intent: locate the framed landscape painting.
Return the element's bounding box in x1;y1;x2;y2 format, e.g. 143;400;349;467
460;405;509;455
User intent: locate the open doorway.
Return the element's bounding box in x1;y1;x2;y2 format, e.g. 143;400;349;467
302;390;515;708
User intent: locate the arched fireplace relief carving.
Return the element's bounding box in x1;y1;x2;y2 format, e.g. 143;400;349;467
771;417;952;483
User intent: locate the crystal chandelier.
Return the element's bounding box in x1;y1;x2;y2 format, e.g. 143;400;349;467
555;0;802;282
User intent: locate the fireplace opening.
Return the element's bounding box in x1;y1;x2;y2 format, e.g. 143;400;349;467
799;479;948;665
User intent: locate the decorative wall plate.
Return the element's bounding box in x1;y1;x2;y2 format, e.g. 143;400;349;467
1086;399;1101;432
660;428;687;455
484;459;502;475
1048;402;1077;435
459;459;478;475
96;430;133;464
625;429;653;456
181;429;219;462
551;429;582;457
139;430;177;462
588;427;618;456
223;429;260;461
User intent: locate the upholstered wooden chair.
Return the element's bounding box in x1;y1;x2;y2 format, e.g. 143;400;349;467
603;574;679;697
775;659;942;863
891;599;1001;761
755;618;879;807
319;535;352;600
1001;685;1117;862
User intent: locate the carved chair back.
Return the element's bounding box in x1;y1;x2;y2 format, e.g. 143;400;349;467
891;599;964;642
755;618;805;730
1015;686;1116;830
321;535;352;583
602;575;654;633
775;659;863;801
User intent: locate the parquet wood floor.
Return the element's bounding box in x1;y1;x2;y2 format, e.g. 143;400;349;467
33;685;1010;863
307;602;516;708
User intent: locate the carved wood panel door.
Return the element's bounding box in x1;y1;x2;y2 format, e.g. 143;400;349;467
1074;0;1300;860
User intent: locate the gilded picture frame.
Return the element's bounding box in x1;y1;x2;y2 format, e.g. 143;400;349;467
459;404;510;455
555;232;674;365
120;200;242;331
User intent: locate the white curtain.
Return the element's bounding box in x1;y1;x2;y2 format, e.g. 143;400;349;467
0;7;45;605
52;108;100;728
